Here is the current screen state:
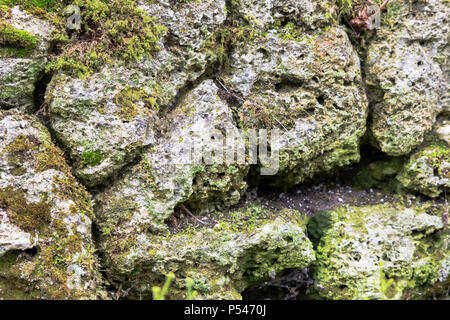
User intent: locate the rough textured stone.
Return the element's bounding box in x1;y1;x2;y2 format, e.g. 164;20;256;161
365;0;449;156
97;203;315;299
95;80;249;233
46;0;226;187
0;6;53;112
92;81;317;299
308;203;449;300
0;109;105;299
230;0;335;30
46;72;158;187
223;26;368;188
396;119;450;197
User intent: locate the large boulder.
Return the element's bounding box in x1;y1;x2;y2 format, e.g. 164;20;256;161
222;26;368;187
46;0;227;187
0;6;53;112
365;0;449;155
97;202;315;299
308;203;449;300
0;109;106;299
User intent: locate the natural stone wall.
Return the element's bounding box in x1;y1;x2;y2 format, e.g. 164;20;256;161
0;0;448;300
222;25;368;187
98;206;315;299
365;0;449;155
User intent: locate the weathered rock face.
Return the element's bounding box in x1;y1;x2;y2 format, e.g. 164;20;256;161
95;80;249;232
46;0;226;187
46;72;158;187
396;118;450;198
1;0;448;301
0;6;53;112
348;117;449;198
222;26;368;187
365;0;449;156
94;81;261;297
308;203;449;300
231;0;334;30
97;202;315;299
0;110;105;299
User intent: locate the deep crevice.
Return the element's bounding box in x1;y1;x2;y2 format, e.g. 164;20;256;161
32;71;53;116
242;268;314;300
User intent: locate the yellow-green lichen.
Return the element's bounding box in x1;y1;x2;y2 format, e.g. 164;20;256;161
0;187;51;232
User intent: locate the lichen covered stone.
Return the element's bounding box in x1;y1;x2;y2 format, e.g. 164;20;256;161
222;26;368;187
95;79;249;232
46;0;227;187
92;81;318;299
396;122;449;198
0;109;106;299
308;203;449;300
97;203;315;299
365;0;449;155
0;6;53;112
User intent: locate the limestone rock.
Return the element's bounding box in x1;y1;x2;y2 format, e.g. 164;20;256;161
92;81;324;299
308;203;449;300
97;202;315;299
223;26;368;188
0;109;105;299
0;6;54;112
365;0;449;155
230;0;335;30
138;0;226;50
46;72;158;187
396;119;450;197
95;80;249;234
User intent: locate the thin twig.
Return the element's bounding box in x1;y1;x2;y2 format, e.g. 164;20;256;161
180;204;207;225
379;0;391;11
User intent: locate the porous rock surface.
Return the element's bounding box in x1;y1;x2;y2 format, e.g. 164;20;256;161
308;203;449;300
46;0;227;187
0;0;449;300
222;25;368;187
365;0;449;155
0;6;54;112
0;109;105;299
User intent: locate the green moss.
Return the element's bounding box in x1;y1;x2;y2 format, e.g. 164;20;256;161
3;133;39;168
396;140;450;197
0;22;37;54
0;4;11;18
52;173;95;220
36;144;68;172
0;251;43;299
0;187;51;232
81;150;102;166
309;204;449;300
114;86;157;120
47;0;167;77
0;0;58;11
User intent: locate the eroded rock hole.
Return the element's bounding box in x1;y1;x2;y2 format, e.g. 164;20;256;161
33;72;53;114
